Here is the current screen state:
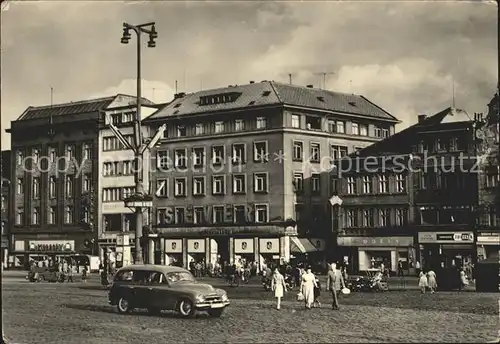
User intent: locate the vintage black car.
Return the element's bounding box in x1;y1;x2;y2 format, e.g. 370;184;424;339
108;265;230;317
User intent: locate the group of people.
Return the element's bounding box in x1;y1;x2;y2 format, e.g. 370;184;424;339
269;262;347;310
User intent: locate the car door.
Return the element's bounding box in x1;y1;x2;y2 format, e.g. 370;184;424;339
148;273;173;309
131;270;155;309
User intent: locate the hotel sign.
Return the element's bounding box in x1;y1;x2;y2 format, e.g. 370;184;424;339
418;232;474;244
337;236;414;247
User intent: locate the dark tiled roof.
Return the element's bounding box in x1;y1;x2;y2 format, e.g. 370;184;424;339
17;94;155;121
145;81;398;122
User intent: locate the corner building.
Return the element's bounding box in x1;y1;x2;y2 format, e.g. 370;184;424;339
144;81;399;269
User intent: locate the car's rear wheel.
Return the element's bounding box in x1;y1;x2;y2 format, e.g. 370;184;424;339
177;298;195;317
207;308;224;317
117;297;132;314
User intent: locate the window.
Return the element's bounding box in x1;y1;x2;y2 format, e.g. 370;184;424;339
194;207;204;224
156;179;168;197
378;175;388;193
310;143;320;162
122;187;135;199
83;143;92;160
175;208;185;224
123;161;133;175
192;147;205;167
232;144;246;164
256;117;267;129
16;208;24;225
32;148;40;165
382;129;390;138
49;148;57;163
157;208;167;225
485;172;499;188
347;177;356;194
362;209;374;227
102;188;121;202
346;209;357;227
65;145;74;160
0;195;4;211
193;177;205;196
254;173;268;193
374;127;382;138
103;136;133;151
327;120;336;133
232;174;246;194
330;177;338;195
311;173;320;194
362;176;372;194
294;204;304;222
396;209;407;226
195;123;205;135
212;146;225;165
330;145;348;160
49;177;57;199
65;176;73;197
351;123;359;135
292;141;303;161
379;209;390;227
177;125;187;137
255;204;268;223
174;178;187;197
103;162;116;176
48;206;56;225
123;111;134;123
254;141;268;162
293;172;304;193
292;115;300;128
65;206;73;224
336;121;345;134
16;150;24;165
213;206;225;224
235;119;245;131
396;174;405;192
215;121;225;133
212;175;225;195
359;124;368;136
16;178;23;195
32;207;40;225
234;205;246;224
111;113;122;125
175;149;187;169
83;173;91;193
32;177;40;199
156;150;169;170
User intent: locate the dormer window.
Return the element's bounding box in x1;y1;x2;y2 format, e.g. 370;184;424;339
177;125;187;137
199;92;241;106
123;111;134;123
262;91;271;96
111;114;122;125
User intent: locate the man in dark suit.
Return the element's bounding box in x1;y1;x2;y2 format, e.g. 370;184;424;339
326;262;346;310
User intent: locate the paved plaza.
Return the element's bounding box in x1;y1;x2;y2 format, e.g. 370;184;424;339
2;274;498;343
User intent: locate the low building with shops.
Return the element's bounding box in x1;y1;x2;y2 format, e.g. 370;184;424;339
5;94;152;268
143;81;399;269
333;107;483;273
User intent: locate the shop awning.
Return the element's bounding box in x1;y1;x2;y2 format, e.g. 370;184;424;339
290;237;318;254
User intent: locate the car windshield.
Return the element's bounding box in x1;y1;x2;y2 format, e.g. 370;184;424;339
166;271;196;283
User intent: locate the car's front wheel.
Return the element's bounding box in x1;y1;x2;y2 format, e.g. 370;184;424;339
177;298;195;318
117;297;132;314
207;308;224;317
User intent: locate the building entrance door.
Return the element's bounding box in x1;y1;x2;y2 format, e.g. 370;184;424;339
214;237;230;267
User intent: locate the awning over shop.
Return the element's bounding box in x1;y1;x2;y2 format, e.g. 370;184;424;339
290;237;318;254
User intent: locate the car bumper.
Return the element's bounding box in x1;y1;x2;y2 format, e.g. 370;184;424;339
195;301;230;310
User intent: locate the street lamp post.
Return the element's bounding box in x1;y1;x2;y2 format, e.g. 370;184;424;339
109;22;165;265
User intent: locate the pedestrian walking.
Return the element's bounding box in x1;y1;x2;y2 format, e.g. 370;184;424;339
299;267;317;309
397;260;404;277
459;268;469;291
427;270;437;293
326;263;346;310
312;275;321;308
67;264;74;283
81;266;88;283
271;268;287;310
415;261;421;276
418;271;428;293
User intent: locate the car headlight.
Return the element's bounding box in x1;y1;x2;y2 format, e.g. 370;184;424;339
221;293;228;301
195;294;205;303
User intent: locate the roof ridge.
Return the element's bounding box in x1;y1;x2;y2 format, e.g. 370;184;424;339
271;81;359;97
27;95;116;110
358;95;399;123
268;81;283;103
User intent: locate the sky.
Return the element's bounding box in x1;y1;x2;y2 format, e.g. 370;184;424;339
1;0;498;149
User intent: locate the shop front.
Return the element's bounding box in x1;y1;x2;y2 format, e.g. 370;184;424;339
337;236;415;274
476;232;500;261
9;237;76;269
418;231;475;269
164;239;183;266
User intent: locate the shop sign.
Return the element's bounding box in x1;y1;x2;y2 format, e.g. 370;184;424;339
477;234;500;245
337;236;413;247
234;239;254;254
159;205;254;225
418;232;474;244
165;239;182;253
259;238;279;254
187;239;205;253
160;226;285;236
28;240;74;252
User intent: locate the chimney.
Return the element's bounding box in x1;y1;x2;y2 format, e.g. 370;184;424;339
174;92;186;99
249;81;255;84
306;85;313;88
418;114;427;123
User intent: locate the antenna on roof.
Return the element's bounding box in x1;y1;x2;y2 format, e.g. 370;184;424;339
175;80;178;94
50;86;54;107
313;72;335;89
288;73;292;85
452;75;455;108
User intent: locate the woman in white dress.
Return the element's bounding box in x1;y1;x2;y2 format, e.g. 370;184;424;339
300;267;318;309
271;268;287;310
427;270;437;293
418;271;428;293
